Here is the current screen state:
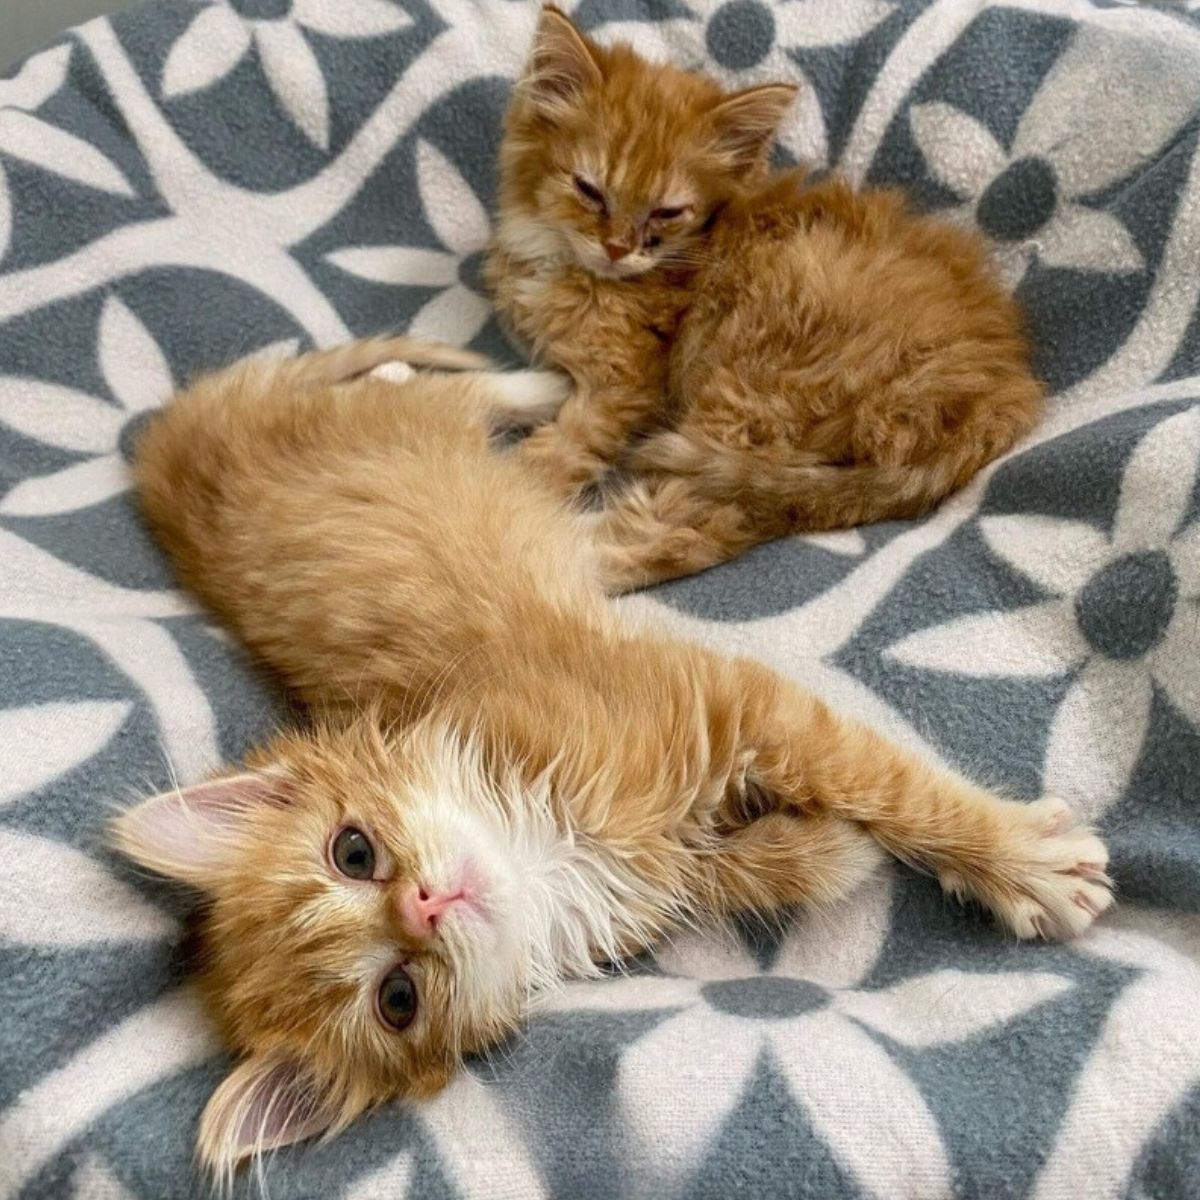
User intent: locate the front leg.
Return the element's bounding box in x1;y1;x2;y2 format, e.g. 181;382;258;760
729;661;1113;939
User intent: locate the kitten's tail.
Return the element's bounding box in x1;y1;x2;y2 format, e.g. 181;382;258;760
237;334;492;390
627;422;1032;531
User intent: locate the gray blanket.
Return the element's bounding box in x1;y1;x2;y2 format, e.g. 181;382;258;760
2;1;1200;1197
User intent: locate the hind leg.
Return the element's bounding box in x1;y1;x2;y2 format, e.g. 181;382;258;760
703;810;886;915
591;476;765;592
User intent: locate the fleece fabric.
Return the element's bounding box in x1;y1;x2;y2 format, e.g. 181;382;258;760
1;1;1199;1197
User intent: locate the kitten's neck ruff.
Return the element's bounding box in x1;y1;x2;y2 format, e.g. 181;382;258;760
496;763;683;997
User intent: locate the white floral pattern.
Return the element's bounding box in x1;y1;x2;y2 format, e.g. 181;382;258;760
909;24;1200;286
0;297;172;516
887;407;1200;821
161;0;413;149
2;1;1200;1195
552;874;1070;1194
0;44;134;263
326;139;493;345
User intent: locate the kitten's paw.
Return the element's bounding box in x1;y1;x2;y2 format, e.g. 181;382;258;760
942;798;1114;940
369;361;416;384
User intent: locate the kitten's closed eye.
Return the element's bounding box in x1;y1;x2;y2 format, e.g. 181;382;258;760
331;826;375;879
573;174;606;212
650;206;687;221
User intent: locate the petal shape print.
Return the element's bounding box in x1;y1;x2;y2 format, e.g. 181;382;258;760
1112;407;1200;552
1037;206;1145;276
406;284;491;346
909;102;1008;201
0;454;128;517
779;1011;952;1198
294;0;415;38
0;827;175;946
98;297;174;414
981;513;1108;597
160;5;252;100
254;20;331;150
837;969;1071;1047
327;245;459;287
416;139;491;256
0;111;134;196
0;377;124;454
0;699;133;807
886;602;1087;678
774;0;895;49
1042;658;1153;821
0;43;72;111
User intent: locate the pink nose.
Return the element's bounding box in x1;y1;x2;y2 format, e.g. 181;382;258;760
400;885;463;939
604;241;632;262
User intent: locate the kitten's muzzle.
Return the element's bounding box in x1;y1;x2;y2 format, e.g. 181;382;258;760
398;882;480;939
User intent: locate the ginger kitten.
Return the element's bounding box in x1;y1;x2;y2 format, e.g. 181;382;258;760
486;7;1043;589
114;337;1104;1182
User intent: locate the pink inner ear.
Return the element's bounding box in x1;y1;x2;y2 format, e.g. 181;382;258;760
201;1056;339;1173
115;771;284;883
236;1060;330;1152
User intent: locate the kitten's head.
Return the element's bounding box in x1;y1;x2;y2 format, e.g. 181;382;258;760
498;6;796;279
112;718;541;1184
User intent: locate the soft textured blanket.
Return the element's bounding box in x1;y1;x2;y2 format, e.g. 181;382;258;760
2;1;1200;1197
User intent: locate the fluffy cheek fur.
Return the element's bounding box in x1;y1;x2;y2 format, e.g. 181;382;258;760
110;720;534;1185
497;8;796;280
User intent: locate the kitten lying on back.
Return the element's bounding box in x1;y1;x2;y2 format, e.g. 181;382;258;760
115;336;1106;1182
486;7;1043;589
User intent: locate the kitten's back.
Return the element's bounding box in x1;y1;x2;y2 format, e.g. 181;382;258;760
135;341;598;712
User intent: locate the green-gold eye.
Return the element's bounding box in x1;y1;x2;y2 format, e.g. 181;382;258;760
331;827;375;880
378;966;418;1030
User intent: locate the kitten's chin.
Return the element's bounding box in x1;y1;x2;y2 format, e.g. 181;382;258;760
577;250;658;281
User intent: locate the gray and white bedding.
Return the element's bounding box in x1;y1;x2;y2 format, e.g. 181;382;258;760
2;1;1200;1196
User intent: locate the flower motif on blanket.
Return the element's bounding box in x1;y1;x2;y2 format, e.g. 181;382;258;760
909;26;1200;287
887;406;1200;822
161;0;414;149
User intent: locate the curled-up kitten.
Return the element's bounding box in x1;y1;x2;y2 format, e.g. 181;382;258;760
486;7;1043;589
114;335;1106;1182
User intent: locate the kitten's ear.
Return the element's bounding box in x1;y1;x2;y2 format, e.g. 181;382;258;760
198;1055;348;1183
708;83;798;168
523;5;603;115
109;769;288;888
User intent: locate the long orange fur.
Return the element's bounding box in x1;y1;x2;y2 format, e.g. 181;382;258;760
485;7;1044;588
112;336;1106;1181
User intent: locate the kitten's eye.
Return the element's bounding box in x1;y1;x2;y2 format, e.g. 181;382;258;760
650;206;686;221
573;175;606;211
377;966;418;1030
332;827;375;879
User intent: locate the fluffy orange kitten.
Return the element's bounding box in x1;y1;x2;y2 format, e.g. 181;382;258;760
115;337;1104;1182
486;7;1043;588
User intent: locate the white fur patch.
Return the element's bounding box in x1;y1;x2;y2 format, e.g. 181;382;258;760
400;727;669;1022
495;215;568;269
369;361;415;384
485;370;572;425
